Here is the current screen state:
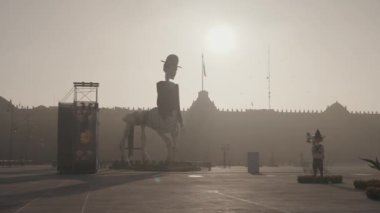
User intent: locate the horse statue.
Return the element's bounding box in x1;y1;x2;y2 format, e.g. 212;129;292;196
120;108;181;164
120;54;183;165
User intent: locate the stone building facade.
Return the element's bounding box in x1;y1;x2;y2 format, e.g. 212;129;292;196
1;94;379;166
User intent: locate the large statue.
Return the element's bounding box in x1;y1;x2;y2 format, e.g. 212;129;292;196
120;54;184;163
157;54;183;130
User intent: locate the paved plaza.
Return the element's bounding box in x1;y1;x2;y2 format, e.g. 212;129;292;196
1;165;380;213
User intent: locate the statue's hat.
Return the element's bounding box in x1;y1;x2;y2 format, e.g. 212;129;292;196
314;129;323;141
161;54;182;68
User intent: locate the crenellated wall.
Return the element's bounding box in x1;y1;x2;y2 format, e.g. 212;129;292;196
0;95;379;166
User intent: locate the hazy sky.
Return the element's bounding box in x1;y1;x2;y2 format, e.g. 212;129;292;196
1;0;380;111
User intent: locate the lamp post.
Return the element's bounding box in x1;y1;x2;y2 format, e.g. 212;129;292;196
221;144;229;168
39;138;45;162
24;112;31;161
7;100;14;167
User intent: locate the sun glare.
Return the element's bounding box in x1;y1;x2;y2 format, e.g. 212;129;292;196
206;26;236;54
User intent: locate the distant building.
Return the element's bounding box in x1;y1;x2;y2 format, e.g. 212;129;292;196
179;91;380;166
0;94;379;166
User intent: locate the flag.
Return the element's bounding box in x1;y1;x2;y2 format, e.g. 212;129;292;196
202;54;206;77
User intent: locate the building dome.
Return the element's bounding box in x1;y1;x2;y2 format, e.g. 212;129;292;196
324;101;349;115
188;90;217;113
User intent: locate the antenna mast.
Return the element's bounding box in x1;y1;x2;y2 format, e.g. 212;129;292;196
267;46;271;110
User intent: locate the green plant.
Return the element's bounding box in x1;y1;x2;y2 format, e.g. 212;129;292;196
366;187;380;200
361;157;380;171
354;179;380;190
297;175;342;184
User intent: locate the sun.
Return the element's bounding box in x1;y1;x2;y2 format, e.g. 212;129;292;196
206;26;236;54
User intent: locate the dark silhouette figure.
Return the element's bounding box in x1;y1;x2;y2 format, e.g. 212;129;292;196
120;54;184;163
157;54;183;128
312;129;325;176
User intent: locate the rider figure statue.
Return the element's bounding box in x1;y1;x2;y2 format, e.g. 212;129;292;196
156;54;184;132
120;54;184;163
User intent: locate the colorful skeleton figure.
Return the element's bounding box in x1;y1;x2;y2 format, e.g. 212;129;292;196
306;129;325;176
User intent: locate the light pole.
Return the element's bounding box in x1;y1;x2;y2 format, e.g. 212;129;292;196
221;144;229;168
39;138;45;162
24;112;31;161
7;100;14;167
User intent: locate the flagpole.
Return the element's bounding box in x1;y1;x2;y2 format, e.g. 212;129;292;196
202;54;204;91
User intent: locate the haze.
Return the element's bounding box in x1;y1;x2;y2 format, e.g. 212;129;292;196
1;0;380;112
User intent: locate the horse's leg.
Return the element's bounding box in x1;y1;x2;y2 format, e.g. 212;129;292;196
120;125;129;163
157;131;172;163
121;120;136;166
141;125;150;163
171;132;178;162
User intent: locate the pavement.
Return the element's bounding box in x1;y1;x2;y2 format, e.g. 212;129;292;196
1;165;380;213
